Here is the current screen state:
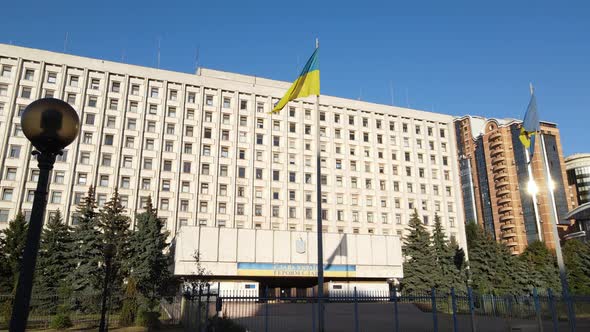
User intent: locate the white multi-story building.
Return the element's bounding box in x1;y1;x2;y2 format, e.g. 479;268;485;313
0;44;466;293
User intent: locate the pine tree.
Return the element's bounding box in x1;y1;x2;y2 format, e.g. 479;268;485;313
129;197;171;310
402;209;437;293
465;222;522;295
0;211;28;293
563;240;590;295
36;210;75;294
518;241;560;292
69;186;103;294
431;213;456;291
98;188;131;294
449;236;467;292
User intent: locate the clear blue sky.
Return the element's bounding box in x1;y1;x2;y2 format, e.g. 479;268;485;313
2;0;589;155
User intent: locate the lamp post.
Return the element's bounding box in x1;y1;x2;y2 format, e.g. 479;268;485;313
9;98;80;332
99;243;116;332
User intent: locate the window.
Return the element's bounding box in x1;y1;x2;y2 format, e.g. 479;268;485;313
183;162;191;173
128;101;138;112
141;178;151;190
1;65;12;78
54;171;65;183
77;173;87;185
256;102;264;113
223;97;231;108
4;168;16;180
205;94;215;106
125;136;134;148
131;84;140;95
199;201;208;213
238;167;245;178
166;123;175;135
240;99;248;110
127;118;136;130
202;164;211;175
184;143;193;154
255;168;263;179
109;98;118;110
122;156;132;168
162;179;171;191
219;165;228;176
111;81;120;93
150;87;159;98
2;188;14;201
160;199;169;211
24;69;35;80
0;84;7;96
79;152;91;164
199;183;207;194
169;90;178;101
181;181;190;193
67;93;76;104
180;200;189;212
104;134;114;146
99;175;109;187
20;87;32;99
163;160;172;171
143;158;153;170
44;90;54;98
121;176;130;189
187;92;196;103
186;109;195;119
256;134;263;145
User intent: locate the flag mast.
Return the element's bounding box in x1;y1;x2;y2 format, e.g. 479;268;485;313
314;37;325;332
525;83;542;241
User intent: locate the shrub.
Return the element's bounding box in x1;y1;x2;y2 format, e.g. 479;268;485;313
49;313;73;330
208;316;247;332
119;297;138;327
135;310;160;329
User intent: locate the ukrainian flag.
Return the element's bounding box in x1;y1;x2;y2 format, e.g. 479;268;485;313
519;92;540;159
271;48;320;113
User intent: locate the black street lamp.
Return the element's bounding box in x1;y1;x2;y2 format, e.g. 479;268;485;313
99;243;116;332
10;98;80;332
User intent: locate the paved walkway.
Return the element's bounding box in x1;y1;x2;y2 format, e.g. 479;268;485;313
223;302;589;332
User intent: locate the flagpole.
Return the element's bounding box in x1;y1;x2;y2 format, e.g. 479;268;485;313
540;133;576;331
314;37;325;332
526;85;542;241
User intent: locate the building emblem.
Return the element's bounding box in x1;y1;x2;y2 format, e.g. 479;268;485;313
296;236;306;254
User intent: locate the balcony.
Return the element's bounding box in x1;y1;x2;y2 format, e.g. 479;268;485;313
493;163;507;172
497;189;510;196
495;180;510;189
490;148;504;157
490;131;502;140
490;140;503;149
506;241;518;247
501;223;516;231
494;172;508;181
491;155;506;164
499;205;513;214
498;197;511;205
500;214;514;222
502;231;517;239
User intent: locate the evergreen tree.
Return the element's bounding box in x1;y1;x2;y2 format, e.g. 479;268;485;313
0;211;28;293
129;197;171;310
98;188;131;294
431;213;456;290
465;222;526;294
36;210;75;294
518;241;560;292
563;240;590;295
402;209;437;293
69;186;103;294
449;236;467;292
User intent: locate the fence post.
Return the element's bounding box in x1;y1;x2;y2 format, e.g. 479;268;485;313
547;288;558;332
204;284;211;332
392;286;399;332
197;285;203;332
467;287;476;332
311;288;316;332
451;288;458;332
265;286;269;332
354;287;360;332
563;287;576;332
431;288;438;332
533;287;544;332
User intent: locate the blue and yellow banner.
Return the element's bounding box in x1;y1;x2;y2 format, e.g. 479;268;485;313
519;92;540;159
271;48;320;113
237;262;355;277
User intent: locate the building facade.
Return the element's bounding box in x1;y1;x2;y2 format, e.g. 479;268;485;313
564;153;590;241
0;44;466;292
455;116;576;254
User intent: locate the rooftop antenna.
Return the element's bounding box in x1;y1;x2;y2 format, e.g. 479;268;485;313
358;87;362;101
194;45;200;73
157;37;161;69
63;32;69;53
389;81;395;106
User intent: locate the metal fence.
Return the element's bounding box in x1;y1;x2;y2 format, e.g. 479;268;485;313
176;287;590;332
0;291;182;330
